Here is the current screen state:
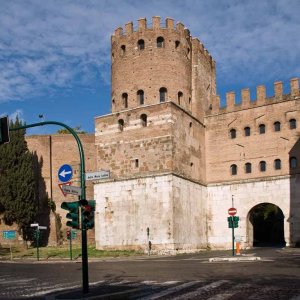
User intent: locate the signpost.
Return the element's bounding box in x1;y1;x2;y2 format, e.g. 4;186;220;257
61;185;82;196
85;170;110;181
67;229;77;260
30;223;47;261
3;230;16;240
227;207;239;256
228;207;237;216
58;164;73;183
58;182;72;196
3;230;17;260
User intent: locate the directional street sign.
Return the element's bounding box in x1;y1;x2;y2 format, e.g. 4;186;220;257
228;207;237;216
3;230;16;240
58;164;73;183
61;185;82;196
59;182;72;197
85;170;110;181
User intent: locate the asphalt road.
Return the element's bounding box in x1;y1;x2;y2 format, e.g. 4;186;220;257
0;247;299;299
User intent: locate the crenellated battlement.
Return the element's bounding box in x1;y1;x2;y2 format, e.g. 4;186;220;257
211;78;300;114
192;38;214;65
112;16;189;38
112;16;214;65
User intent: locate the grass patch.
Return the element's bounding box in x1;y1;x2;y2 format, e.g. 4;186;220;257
0;245;143;260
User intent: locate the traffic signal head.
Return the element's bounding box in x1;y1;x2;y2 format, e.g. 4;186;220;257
61;201;80;229
81;200;95;230
0;116;10;145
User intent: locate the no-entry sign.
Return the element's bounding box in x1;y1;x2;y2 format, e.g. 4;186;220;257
228;207;237;216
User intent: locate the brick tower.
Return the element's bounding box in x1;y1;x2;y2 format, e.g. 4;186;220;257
94;17;215;252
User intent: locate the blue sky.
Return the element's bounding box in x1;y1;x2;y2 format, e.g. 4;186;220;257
0;0;299;134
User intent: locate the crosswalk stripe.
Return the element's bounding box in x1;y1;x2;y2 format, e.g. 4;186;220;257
141;281;201;300
172;280;229;300
207;293;235;300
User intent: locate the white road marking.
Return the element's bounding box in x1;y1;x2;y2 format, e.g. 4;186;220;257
207;293;235;300
172;280;229;300
142;281;201;300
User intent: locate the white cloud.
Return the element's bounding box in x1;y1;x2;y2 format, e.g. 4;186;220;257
0;0;299;103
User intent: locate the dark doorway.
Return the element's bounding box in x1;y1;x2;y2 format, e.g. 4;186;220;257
249;203;285;247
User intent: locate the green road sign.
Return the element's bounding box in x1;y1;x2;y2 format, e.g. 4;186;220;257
3;230;17;240
67;230;77;240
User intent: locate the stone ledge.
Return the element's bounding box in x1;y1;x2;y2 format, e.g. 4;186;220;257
209;256;261;262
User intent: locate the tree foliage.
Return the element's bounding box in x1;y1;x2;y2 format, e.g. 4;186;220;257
56;126;86;134
0;117;37;240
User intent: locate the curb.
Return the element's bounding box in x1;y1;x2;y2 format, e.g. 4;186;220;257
209;256;261;262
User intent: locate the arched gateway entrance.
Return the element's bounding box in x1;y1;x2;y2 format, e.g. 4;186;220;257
247;203;285;247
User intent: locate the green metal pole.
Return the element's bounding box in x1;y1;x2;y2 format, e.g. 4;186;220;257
37;228;40;261
70;230;73;261
10;121;89;293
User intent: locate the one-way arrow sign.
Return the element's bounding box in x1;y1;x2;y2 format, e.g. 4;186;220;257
58;164;73;183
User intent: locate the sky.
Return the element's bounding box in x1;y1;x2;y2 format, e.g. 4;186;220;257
0;0;299;134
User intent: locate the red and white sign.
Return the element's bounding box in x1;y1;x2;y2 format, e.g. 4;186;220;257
58;181;72;197
228;207;237;216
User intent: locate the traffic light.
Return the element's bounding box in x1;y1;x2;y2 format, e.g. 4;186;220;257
61;201;80;229
0;116;10;145
67;230;71;240
80;199;95;230
233;216;239;228
227;216;239;228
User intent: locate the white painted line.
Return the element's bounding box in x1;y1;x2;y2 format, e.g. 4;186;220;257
162;281;180;285
207;293;235;300
142;281;201;300
172;280;229;300
0;278;36;284
33;283;81;297
142;280;158;285
109;280;131;286
90;280;105;286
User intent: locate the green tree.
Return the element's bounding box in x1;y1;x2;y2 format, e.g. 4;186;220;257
56;126;86;134
0;117;37;240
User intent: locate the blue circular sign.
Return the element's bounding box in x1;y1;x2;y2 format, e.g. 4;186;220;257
58;164;73;183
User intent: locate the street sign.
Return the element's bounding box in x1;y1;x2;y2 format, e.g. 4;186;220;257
38;226;47;230
61;185;82;196
85;170;110;181
228;207;237;216
30;223;39;227
67;230;77;240
59;182;72;196
3;230;16;240
58;164;73;183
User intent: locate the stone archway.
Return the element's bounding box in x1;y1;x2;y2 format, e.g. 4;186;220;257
247;203;285;247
